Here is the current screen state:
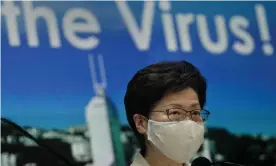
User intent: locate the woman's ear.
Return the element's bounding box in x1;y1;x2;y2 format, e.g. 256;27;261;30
133;114;148;134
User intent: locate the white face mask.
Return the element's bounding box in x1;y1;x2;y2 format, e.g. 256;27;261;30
147;119;205;163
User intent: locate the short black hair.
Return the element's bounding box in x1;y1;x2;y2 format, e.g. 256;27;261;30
124;61;207;156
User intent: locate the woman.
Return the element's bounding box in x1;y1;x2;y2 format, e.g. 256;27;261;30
124;61;210;166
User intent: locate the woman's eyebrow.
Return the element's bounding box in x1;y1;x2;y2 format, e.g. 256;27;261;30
162;104;182;108
190;103;201;109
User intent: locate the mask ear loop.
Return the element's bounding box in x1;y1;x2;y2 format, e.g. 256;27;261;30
139;115;150;136
140;115;149;131
141;115;149;122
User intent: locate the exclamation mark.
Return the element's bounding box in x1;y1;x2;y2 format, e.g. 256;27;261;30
255;4;274;56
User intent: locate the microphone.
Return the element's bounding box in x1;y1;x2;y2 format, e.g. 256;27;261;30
191;157;212;166
191;157;245;166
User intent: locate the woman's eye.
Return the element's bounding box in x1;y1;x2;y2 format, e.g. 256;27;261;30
169;109;181;115
172;111;180;115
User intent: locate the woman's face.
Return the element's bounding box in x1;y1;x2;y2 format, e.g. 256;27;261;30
134;87;201;135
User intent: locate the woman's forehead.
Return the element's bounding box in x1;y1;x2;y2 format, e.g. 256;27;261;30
153;88;200;110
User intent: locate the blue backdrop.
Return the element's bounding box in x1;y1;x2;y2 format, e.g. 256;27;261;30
2;1;276;136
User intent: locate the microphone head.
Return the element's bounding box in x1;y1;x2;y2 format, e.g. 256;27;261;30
191;157;212;166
